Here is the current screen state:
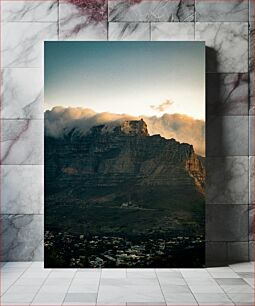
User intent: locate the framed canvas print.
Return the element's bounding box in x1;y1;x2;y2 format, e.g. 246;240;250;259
44;41;205;268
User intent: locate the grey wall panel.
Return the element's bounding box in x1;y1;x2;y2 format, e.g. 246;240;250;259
0;0;253;264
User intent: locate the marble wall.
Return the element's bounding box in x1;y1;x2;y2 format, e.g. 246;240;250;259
0;0;254;265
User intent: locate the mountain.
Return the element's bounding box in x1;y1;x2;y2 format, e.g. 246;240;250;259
45;119;205;195
45;119;205;237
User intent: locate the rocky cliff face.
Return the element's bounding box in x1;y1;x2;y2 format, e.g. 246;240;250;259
45;119;205;198
185;153;205;195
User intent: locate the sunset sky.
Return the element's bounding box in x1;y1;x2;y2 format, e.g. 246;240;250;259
45;41;205;120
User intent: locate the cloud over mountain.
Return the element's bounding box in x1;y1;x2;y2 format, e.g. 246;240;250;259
144;114;205;156
45;107;205;156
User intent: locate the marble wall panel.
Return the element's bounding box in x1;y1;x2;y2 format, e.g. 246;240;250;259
151;22;194;40
1;120;43;165
196;0;248;22
1;68;43;119
206;157;249;205
206;205;248;242
59;1;107;40
1;165;43;214
109;22;150;40
0;215;43;262
206;73;249;116
1;0;58;22
207;116;248;156
195;22;248;73
108;0;195;22
2;22;58;68
0;0;253;263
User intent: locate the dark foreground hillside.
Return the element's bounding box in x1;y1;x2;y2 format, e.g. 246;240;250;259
44;119;205;268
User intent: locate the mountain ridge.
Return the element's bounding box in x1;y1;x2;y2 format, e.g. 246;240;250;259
45;119;205;196
44;107;205;156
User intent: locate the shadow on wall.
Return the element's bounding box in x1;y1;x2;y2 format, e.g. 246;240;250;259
205;46;228;267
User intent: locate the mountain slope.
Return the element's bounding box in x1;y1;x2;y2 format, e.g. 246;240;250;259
45;119;204;235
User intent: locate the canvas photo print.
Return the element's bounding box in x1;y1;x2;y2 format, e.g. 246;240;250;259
44;41;205;268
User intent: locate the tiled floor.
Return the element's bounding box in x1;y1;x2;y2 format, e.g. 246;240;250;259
1;262;254;305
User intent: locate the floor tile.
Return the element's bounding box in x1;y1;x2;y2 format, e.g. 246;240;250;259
97;303;124;306
162;293;198;305
185;277;220;285
193;292;234;305
38;284;72;294
2;286;38;303
48;270;76;278
207;267;240;278
127;269;157;279
187;278;224;293
68;278;99;293
64;292;97;303
181;269;212;278
97;284;126;304
161;284;192;294
157;277;187;285
77;268;101;273
1;261;255;306
230;262;254;272
31;291;66;305
21;270;51;279
1;270;26;280
101;268;126;279
100;278;127;286
75;270;101;279
125;284;165;303
237;272;254;278
125;278;160;287
0;303;30;306
43;277;73;286
189;284;224;294
127;303;166;306
1;278;17;295
14;277;46;287
243;277;255;288
156;269;183;278
215;278;248;285
64;303;96;306
1;267;29;274
227;292;255;305
220;284;253;293
2;262;32;269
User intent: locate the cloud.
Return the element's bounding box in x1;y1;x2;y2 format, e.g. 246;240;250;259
45;106;137;137
150;99;173;113
45;106;205;156
144;114;205;156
